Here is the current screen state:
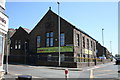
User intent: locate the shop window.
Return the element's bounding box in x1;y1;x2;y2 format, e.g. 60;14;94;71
60;33;65;46
37;36;41;47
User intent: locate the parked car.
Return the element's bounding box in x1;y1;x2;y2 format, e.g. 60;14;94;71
115;57;120;65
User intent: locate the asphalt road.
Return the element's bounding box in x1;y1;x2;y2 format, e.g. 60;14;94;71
3;62;119;79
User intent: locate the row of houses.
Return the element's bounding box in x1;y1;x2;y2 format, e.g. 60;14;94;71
7;8;112;68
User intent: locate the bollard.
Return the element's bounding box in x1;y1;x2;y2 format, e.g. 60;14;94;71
65;69;68;80
17;75;32;80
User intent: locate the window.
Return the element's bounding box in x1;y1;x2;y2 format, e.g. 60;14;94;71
46;38;49;47
15;40;17;49
93;42;95;51
60;33;65;46
87;39;89;49
37;36;41;47
47;54;52;61
0;35;3;54
91;41;92;48
46;33;49;37
83;37;85;48
50;38;53;46
46;32;54;47
18;40;21;49
61;54;65;62
50;32;53;37
76;34;79;46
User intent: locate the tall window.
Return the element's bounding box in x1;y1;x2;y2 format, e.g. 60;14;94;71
18;40;21;49
15;40;17;49
37;36;41;47
76;34;79;46
93;42;95;51
91;41;92;49
46;32;54;47
83;37;85;48
60;33;65;46
87;39;89;49
0;35;3;54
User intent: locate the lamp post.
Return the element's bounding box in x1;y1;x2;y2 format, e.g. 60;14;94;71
110;41;112;54
57;2;61;66
24;41;27;64
102;28;105;57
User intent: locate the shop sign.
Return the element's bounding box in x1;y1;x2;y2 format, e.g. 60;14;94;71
0;12;8;34
37;46;73;53
84;49;92;55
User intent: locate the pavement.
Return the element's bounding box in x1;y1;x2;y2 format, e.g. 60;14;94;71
3;62;116;80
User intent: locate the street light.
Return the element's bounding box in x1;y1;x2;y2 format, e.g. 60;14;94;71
102;28;105;57
110;41;112;54
24;41;27;64
102;28;104;46
57;2;61;66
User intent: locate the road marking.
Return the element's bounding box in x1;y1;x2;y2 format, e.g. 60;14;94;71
94;70;116;72
94;71;117;77
90;69;93;79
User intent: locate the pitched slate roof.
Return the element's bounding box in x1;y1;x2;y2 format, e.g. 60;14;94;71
49;9;96;41
30;9;96;41
22;28;31;33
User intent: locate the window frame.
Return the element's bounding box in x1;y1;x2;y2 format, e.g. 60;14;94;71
60;33;65;46
37;36;41;48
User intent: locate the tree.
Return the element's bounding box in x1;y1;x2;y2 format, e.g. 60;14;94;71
115;54;120;57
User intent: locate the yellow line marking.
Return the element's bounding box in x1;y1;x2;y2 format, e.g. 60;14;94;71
14;74;22;75
94;70;116;72
90;69;93;79
94;72;117;77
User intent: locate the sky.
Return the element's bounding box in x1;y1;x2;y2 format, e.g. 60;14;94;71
5;2;118;56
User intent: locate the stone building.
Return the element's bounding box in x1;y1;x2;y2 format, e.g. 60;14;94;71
28;9;96;67
10;27;31;55
9;8;112;67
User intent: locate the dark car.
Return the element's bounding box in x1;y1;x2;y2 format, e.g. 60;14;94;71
116;57;120;65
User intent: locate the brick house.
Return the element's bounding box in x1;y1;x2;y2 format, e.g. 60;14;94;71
10;27;31;55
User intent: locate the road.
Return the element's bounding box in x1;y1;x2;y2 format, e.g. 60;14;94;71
3;62;119;79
